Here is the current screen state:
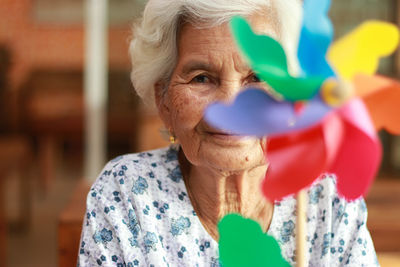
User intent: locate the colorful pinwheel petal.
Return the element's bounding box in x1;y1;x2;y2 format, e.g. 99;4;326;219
204;88;332;137
261;99;381;201
297;0;335;77
261;117;335;201
355;75;400;134
230;16;324;101
328;99;381;200
218;214;290;267
328;21;400;80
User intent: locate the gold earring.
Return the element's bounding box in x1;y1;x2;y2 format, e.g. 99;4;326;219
169;129;176;144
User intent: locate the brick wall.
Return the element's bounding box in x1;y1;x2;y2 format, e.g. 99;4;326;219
0;0;132;90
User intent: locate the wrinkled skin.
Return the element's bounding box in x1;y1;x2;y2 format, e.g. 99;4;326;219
155;14;277;240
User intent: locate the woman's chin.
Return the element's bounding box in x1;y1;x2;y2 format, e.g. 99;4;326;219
201;139;266;171
179;133;265;172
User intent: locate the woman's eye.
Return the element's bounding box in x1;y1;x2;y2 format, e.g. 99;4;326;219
249;73;261;83
192;74;210;84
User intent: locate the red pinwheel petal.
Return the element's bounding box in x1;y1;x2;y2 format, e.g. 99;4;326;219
262;99;381;201
328;99;382;200
262;114;342;201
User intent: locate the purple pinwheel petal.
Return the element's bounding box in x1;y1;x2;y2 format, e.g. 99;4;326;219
204;88;333;137
292;95;333;130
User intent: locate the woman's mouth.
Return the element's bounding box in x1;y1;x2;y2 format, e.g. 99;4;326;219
200;122;249;144
206;131;245;141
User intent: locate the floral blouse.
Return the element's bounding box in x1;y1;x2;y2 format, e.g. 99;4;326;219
78;146;379;267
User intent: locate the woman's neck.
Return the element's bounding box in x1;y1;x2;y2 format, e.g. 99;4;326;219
179;149;274;241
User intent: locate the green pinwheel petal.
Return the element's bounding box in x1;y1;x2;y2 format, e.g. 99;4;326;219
218;214;291;267
230;16;289;76
256;67;325;101
230;16;323;101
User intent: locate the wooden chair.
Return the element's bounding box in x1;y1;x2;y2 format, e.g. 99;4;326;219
366;177;400;252
377;252;400;267
0;135;33;267
58;180;90;267
58;112;168;267
20;69;138;192
0;171;6;267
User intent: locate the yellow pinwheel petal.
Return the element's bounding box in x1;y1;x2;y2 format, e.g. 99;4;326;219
328;20;399;80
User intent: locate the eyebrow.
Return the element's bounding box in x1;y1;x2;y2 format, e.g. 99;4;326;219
181;61;214;75
181;59;253;76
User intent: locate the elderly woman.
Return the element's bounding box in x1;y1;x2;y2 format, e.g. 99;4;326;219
78;0;379;266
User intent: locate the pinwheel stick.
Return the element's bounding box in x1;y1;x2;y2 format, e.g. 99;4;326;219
296;189;308;267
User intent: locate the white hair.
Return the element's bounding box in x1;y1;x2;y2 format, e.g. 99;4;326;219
129;0;302;107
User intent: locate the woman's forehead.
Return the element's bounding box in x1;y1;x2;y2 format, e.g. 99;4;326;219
176;14;278;69
179;12;278;42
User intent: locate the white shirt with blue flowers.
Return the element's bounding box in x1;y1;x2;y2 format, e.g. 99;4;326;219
78;146;379;267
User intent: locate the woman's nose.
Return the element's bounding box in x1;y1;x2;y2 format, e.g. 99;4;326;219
218;79;245;102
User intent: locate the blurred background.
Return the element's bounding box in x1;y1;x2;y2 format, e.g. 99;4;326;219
0;0;399;266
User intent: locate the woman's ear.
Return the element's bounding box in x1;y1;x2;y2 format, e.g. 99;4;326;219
154;82;171;128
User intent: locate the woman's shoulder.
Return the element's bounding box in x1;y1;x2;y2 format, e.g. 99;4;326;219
85;144;189;225
104;145;179;172
87;145;187;212
80;146;213;266
91;145;180;186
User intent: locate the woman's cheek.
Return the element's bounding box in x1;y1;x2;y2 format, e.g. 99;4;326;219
171;88;211;129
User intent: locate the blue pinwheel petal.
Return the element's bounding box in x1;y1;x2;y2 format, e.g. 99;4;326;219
204;88;333;137
297;0;335;77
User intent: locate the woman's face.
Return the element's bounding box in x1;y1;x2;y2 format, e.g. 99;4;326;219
157;14;276;172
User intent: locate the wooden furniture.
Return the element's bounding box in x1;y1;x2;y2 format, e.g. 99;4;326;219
0;170;6;267
20;69;138;191
58;180;90;267
366;178;400;252
0;136;33;224
0;135;33;267
58;111;168;266
377;252;400;267
21;70;83;192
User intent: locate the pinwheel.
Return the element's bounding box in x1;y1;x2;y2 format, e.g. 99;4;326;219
207;0;400;266
205;0;400;202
